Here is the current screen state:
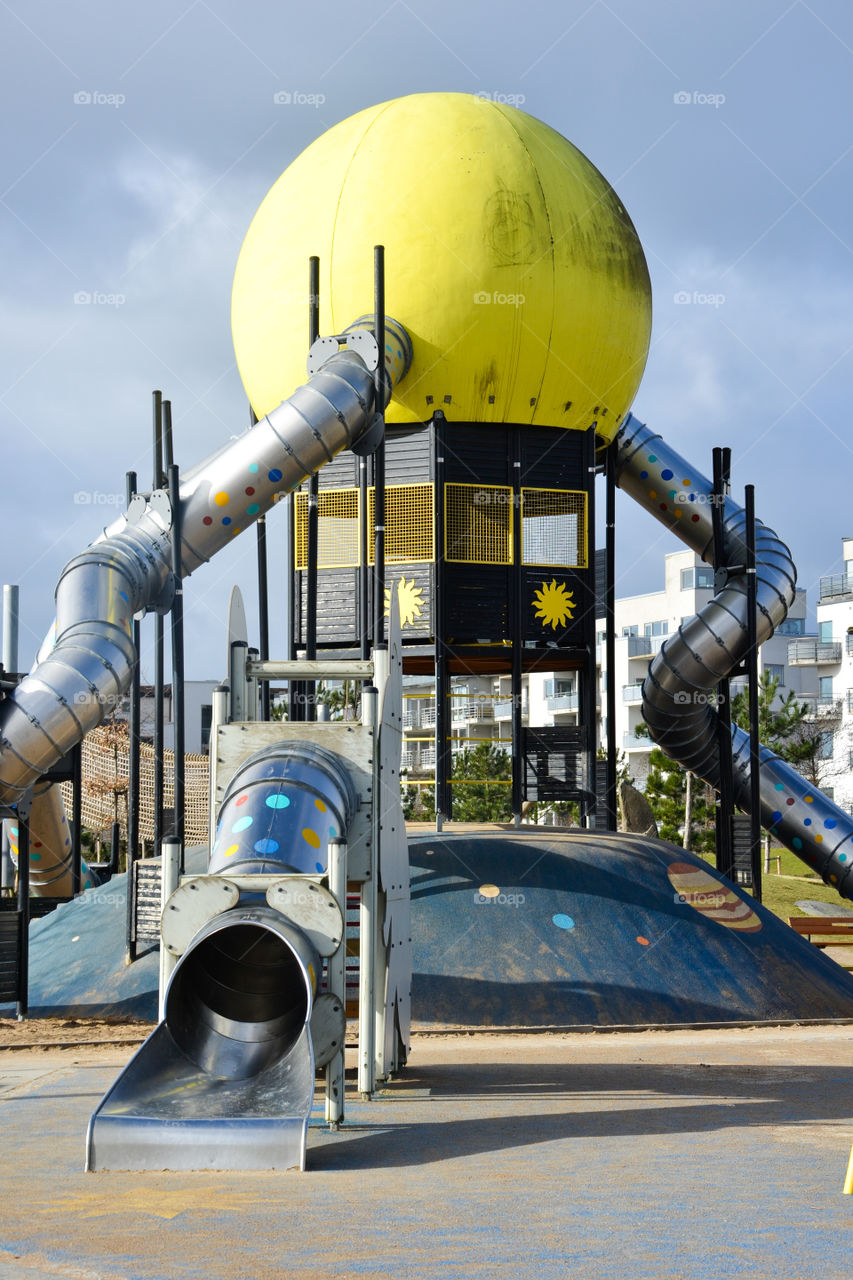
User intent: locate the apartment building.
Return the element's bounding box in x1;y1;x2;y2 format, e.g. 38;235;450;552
806;537;853;813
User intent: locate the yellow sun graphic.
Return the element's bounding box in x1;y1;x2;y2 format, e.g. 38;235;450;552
532;579;575;630
384;576;425;628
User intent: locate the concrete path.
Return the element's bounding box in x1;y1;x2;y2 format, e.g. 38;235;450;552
1;1026;852;1279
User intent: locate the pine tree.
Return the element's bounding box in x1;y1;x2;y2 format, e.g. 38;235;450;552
644;747;716;852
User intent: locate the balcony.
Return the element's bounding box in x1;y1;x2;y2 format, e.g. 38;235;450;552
623;732;650;751
787;640;842;666
403;704;436;729
622;683;644;703
546;693;578;712
819;572;853;602
801;696;843;717
626;636;654;658
451;700;495;723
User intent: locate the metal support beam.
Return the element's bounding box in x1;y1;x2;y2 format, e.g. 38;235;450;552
745;484;762;902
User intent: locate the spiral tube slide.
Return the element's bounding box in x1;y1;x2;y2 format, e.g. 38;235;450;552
0;324;408;890
615;414;853;900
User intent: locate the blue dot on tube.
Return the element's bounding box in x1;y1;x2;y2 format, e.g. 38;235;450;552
661;468;673;480
688;493;696;502
315;861;324;873
266;794;290;809
249;462;259;473
775;783;784;791
552;914;575;931
254;838;279;854
119;590;129;602
640;470;648;480
804;818;811;826
825;819;837;829
792;837;803;850
329;826;337;838
771;811;782;824
231;816;252;833
840;853;848;863
268;468;283;482
648;455;657;463
222;516;231;526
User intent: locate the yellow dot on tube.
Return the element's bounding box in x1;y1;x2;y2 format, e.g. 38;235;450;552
315;799;327;812
224;844;239;857
215;491;230;507
302;828;321;848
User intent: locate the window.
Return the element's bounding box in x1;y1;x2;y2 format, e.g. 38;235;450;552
643;620;669;637
765;664;784;687
819;676;834;699
776;618;805;636
521;488;587;568
622;625;638;638
681;567;715;590
819;620;833;643
819;731;834;760
596;630;607;644
200;704;212;753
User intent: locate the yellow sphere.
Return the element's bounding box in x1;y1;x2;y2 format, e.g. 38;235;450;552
231;93;651;440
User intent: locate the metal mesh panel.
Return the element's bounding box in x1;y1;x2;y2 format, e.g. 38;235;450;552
368;483;434;564
294;488;361;570
444;484;512;564
521;489;587;568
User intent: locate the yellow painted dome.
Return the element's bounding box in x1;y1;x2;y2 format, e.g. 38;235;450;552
231;92;651;440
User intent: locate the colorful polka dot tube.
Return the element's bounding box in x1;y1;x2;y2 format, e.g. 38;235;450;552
208;740;357;878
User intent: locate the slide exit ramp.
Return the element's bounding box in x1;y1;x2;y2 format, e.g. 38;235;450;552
615;414;853;899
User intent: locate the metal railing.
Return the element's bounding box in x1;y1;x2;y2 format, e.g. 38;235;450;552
787;640;842;665
819;572;853;601
622;683;644;703
546;693;578;712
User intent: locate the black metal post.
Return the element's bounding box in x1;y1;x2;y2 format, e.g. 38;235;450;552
433;415;450;824
109;821;121;877
745;484;762;902
287;491;299;720
16;801;29;1019
126;613;140;963
511;436;523;824
167;463;185;870
70;743;82;896
359;455;370;659
163;399;174;471
373;245;387;650
711;447;735;880
152;390;163;488
605;442;618;828
153;611;164;856
581;431;598;824
305;256;320;720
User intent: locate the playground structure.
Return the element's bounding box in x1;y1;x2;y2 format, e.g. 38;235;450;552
2;92;853;1171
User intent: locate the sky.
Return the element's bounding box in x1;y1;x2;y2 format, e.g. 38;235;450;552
2;0;853;683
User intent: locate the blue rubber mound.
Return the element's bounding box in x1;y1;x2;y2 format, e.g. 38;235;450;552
0;847;208;1021
409;831;853;1028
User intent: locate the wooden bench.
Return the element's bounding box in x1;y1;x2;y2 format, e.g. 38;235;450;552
787;917;853;948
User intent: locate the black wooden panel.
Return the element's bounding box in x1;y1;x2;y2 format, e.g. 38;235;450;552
519;426;587;489
0;909;20;1002
523;568;594;648
445;565;510;642
385;428;431;483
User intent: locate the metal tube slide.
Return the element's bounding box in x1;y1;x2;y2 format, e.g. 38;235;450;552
87;740;356;1170
615;414;853;899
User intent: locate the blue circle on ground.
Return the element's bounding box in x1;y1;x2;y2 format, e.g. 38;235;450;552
265;794;290;809
254;838;279;854
552;914;575;931
231;816;252;832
